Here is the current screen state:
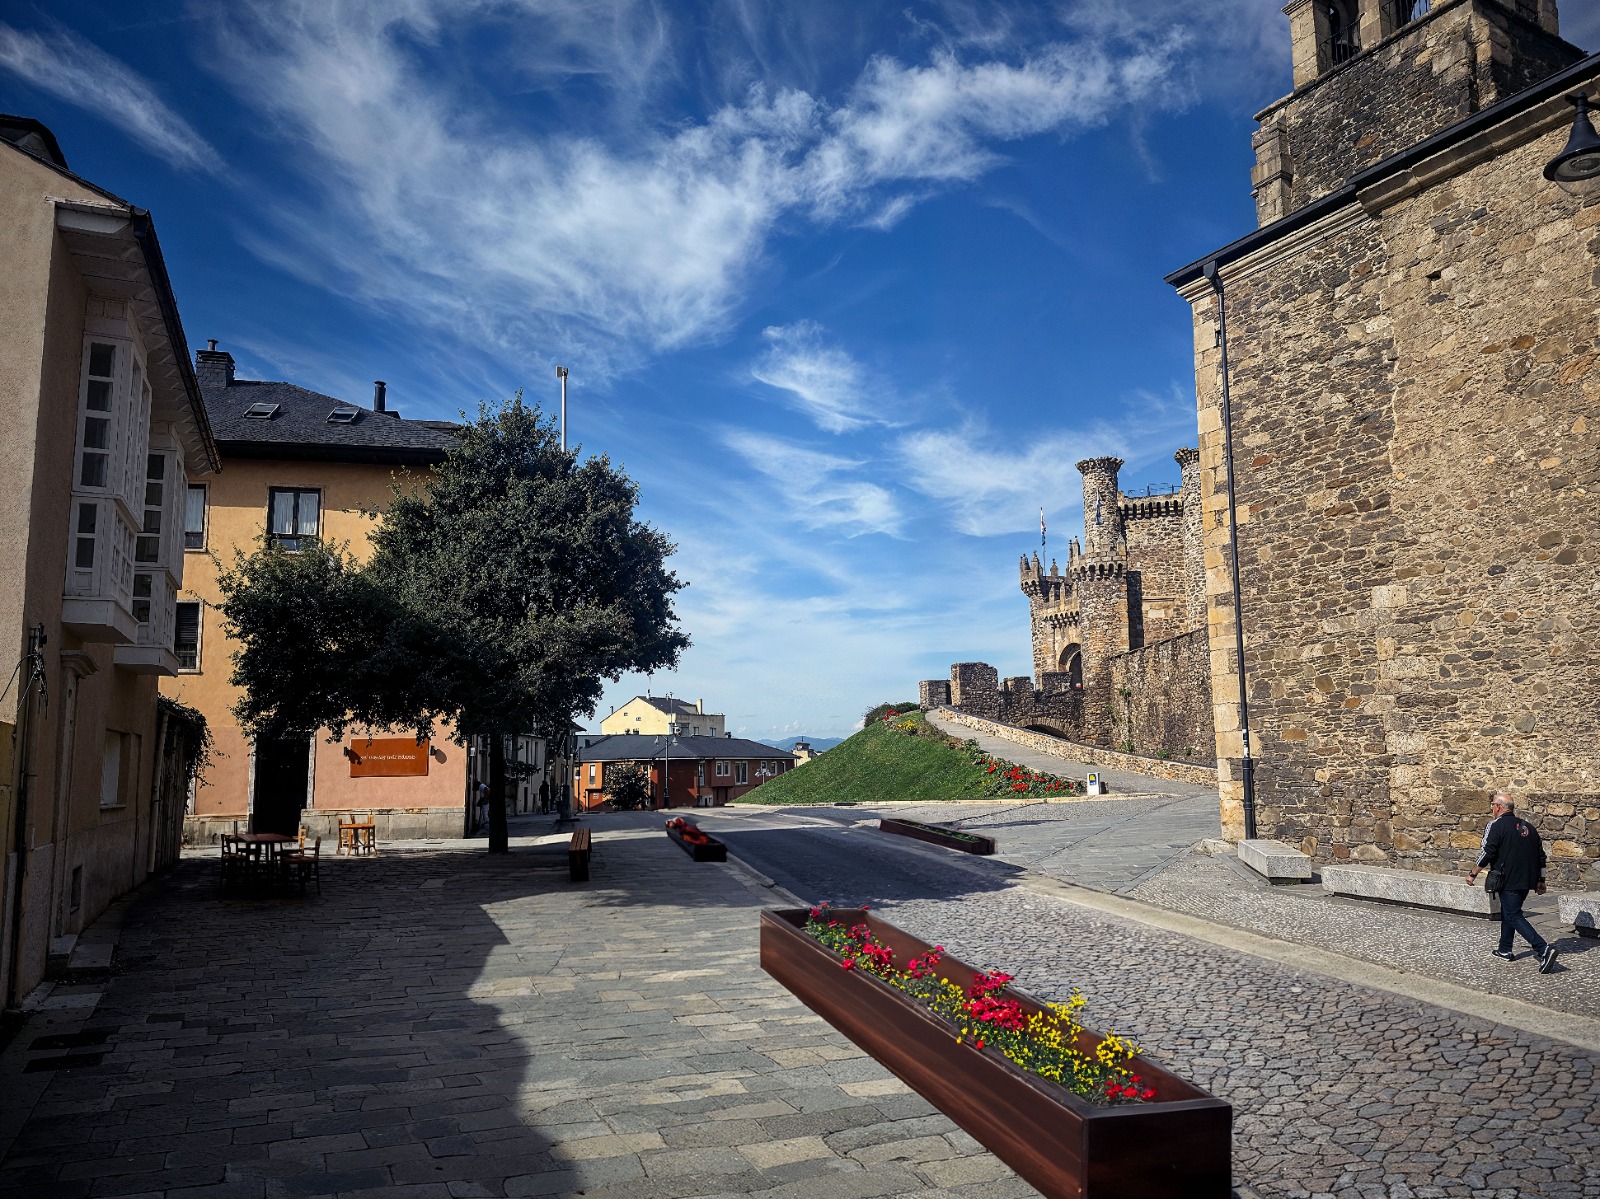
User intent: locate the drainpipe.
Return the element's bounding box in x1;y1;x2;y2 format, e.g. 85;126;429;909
1201;262;1258;841
5;626;47;1009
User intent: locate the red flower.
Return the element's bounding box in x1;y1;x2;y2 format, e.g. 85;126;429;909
975;1039;984;1049
841;959;856;971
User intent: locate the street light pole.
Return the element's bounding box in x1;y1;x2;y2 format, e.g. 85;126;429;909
555;365;569;451
663;723;681;810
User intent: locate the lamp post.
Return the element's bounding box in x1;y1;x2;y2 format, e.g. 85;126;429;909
1202;260;1258;842
555;365;569;451
663;723;681;809
1544;92;1600;189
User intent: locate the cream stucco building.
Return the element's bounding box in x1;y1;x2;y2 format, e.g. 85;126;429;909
599;695;726;738
0;117;217;1006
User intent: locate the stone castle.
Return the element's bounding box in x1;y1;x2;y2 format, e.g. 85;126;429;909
921;452;1214;764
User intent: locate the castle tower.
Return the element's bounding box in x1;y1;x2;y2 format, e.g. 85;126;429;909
1175;447;1205;632
1256;1;1580;224
1075;457;1126;561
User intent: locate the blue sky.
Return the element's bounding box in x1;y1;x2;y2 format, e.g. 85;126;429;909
7;2;1598;739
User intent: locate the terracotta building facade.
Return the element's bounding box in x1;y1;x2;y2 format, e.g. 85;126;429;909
1168;0;1600;885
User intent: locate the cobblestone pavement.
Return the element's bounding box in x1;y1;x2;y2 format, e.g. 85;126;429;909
691;808;1600;1199
0;827;1028;1199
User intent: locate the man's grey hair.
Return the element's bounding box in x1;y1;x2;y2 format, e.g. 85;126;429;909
1492;794;1515;812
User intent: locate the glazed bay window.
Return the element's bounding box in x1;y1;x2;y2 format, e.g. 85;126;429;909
268;487;320;550
184;484;207;549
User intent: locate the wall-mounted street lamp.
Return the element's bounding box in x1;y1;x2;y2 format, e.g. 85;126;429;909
1201;260;1258;842
1544;92;1600;188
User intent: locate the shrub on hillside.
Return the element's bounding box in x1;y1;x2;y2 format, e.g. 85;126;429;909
862;700;921;725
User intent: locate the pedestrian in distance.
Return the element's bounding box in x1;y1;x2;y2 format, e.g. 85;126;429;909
476;780;490;833
1465;794;1558;973
539;778;550;814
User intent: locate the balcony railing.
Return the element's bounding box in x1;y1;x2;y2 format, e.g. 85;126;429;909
1320;31;1361;69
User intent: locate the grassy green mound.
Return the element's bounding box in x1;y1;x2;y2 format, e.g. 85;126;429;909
745;711;1080;805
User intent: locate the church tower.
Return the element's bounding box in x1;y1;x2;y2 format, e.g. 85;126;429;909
1254;0;1581;224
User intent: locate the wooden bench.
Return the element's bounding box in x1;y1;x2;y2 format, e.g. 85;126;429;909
569;827;591;882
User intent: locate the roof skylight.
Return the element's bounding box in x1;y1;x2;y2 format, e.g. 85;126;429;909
327;407;360;424
243;402;280;419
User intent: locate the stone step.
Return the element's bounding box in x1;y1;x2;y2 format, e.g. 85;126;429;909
1321;864;1499;918
1557;892;1600;936
1237;839;1313;883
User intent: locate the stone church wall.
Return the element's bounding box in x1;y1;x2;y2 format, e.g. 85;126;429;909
1180;103;1600;887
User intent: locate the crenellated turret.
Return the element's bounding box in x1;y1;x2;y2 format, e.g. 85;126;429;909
1076;457;1126;561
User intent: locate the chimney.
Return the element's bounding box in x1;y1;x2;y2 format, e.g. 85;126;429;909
373;380;399;418
696;699;703;714
194;341;235;393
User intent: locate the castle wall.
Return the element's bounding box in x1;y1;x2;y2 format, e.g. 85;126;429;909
1108;629;1215;764
1121;497;1188;646
1256;0;1580;225
1179;91;1600;886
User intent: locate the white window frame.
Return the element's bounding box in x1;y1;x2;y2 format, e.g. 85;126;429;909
184;482;208;551
734;761;748;785
715;760;729;777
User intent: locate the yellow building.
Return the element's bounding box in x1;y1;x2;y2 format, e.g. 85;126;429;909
1;117;217;1006
167;346;477;842
600;695;726;738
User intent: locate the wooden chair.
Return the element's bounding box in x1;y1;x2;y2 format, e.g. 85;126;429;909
282;837;322;894
219;834;247;890
337;812;375;856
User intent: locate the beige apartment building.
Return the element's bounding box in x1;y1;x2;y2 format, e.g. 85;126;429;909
168;348;496;842
0;117;218;1006
600;695;726;738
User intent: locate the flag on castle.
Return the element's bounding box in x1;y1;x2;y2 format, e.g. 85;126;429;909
1040;507;1046;549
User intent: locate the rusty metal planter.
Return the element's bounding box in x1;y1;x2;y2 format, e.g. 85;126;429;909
665;819;727;862
878;817;996;855
760;908;1231;1199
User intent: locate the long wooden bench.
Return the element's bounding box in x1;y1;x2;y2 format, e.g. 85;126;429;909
568;826;591;882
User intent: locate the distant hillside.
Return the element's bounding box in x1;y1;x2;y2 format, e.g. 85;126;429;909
761;736;844;752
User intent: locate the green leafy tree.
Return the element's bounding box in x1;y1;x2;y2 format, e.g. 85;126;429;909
217;397;688;852
602;762;653;811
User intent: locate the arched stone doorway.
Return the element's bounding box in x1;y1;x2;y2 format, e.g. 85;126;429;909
1057;644;1083;690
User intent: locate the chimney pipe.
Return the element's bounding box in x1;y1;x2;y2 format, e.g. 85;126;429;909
373;381;387;412
207;339;217;351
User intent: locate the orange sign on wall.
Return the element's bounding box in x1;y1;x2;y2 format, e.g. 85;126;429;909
347;737;431;777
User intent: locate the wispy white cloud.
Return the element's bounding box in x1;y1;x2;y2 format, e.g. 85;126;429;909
0;22;220;174
199;2;1184;375
751;321;893;433
897;386;1196;537
723;429;902;536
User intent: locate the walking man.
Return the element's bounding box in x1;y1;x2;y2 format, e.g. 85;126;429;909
1465;794;1558;973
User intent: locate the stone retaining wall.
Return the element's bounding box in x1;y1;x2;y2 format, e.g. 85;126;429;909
933;708;1218;787
1108;628;1214;762
183;807;465;845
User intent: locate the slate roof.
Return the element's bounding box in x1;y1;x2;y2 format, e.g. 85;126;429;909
202;377;459;466
576;735;796;764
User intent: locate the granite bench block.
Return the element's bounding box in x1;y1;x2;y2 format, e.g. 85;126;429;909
1558;892;1600;936
1321;864;1500;917
1237;839;1313;883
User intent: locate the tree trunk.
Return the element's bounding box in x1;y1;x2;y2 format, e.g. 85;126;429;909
488;732;510;854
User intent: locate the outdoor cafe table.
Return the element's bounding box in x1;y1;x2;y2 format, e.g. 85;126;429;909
234;832;297;885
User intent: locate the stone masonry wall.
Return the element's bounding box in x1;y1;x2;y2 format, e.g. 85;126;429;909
1108;629;1215;765
1183;99;1600;887
1255;0;1580;224
933;708;1217;787
1122;498;1187;646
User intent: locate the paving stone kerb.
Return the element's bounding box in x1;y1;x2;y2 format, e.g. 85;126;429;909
1322;862;1501;917
0;827;1016;1199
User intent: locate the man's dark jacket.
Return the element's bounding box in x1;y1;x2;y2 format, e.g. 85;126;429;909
1478;811;1547;892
